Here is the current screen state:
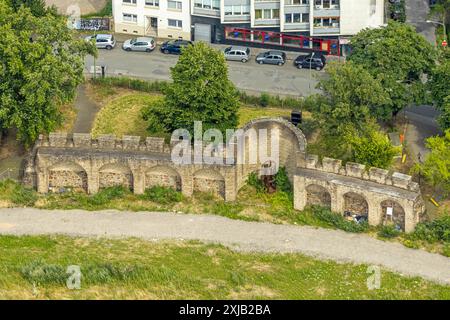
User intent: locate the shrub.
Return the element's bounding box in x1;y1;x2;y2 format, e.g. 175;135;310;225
0;180;37;206
141;186;183;205
409;215;450;243
259;93;270;107
274;167;292;194
311;206;369;233
246;172;266;193
91;77;167;94
88;186;130;206
378;225;401;238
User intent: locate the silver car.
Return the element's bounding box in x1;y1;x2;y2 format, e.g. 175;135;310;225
223;46;250;63
122;37;156;52
85;34;116;50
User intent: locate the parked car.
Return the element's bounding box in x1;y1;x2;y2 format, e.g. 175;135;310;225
255;51;286;66
84;34;116;50
160;39;193;54
294;52;326;70
122;37;156;52
223;46;251;63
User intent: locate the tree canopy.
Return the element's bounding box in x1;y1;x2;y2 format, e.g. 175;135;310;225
0;2;96;145
348;22;437;117
414;129;450;195
313;61;391;133
144;42;239;136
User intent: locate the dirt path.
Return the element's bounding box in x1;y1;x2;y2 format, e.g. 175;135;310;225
72;85;100;133
0;208;449;285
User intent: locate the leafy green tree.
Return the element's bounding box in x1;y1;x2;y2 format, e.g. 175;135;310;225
346;127;400;169
437;96;450;130
429;0;450;40
429;61;450;111
348;22;437;117
313;61;391;133
414;129;450;195
145;42;239;135
7;0;52;17
0;3;96;145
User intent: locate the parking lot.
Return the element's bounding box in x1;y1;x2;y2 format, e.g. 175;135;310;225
84;38;330;97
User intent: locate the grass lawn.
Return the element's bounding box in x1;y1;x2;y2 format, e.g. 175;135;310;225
0;235;448;299
238;106;293;127
91;93;162;138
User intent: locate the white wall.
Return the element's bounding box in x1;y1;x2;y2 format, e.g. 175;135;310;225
340;0;385;36
113;0;191;39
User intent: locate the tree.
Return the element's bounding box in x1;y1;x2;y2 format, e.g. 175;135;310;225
437;96;450;130
429;0;450;40
348;22;437;117
346;127;400;169
145;42;239;135
7;0;52;17
414;129;450;195
0;3;96;145
313;61;391;133
429;61;450;111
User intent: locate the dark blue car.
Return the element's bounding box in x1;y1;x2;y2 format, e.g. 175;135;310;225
160;39;193;55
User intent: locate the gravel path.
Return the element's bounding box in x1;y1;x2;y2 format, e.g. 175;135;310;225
0;208;449;285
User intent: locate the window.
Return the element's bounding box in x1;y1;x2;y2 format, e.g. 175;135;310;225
314;17;339;27
224;5;250;15
145;0;159;7
285;12;310;23
123;0;137;4
315;0;339;7
256;9;279;20
168;19;182;28
123;13;137;23
168;0;182;10
285;0;309;5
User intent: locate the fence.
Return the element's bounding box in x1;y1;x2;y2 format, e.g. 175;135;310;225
224;27;340;56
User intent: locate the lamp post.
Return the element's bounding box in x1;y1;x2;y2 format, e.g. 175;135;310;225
426;19;447;43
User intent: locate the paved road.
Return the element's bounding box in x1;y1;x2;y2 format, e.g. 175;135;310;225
0;208;449;285
405;0;436;45
404;106;442;159
85;45;322;97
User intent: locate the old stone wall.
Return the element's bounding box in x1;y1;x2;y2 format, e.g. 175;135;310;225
24;118;424;232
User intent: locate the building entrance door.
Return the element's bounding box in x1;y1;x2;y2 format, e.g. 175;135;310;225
145;16;158;36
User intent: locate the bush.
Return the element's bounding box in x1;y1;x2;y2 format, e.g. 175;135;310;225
0;180;37;206
88;186;130;206
259;93;270;107
311;206;369;233
141;186;183;205
91;77;167;94
409;215;450;243
274;167;292;194
246;172;266;193
378;225;401;238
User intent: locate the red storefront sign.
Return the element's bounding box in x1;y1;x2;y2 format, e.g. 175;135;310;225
224;27;340;56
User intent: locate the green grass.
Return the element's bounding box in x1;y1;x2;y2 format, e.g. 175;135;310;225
82;0;112;18
0;235;448;299
91;93;162;138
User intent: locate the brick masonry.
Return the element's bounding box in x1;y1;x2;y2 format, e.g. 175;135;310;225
23;118;424;232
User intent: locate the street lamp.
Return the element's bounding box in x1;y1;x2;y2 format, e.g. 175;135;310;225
426;20;447;41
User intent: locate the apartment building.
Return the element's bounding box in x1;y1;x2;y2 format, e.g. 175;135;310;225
113;0;191;39
113;0;385;54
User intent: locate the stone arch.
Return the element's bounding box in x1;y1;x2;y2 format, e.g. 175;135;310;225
193;168;225;199
48;161;88;192
99;163;133;190
145;165;181;191
306;184;331;208
343;192;369;217
381;199;406;231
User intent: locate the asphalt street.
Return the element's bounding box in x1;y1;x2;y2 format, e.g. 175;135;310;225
405;0;436;45
85;44;323;97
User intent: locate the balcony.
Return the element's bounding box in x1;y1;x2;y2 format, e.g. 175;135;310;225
254;18;281;26
283;22;309;31
313;7;340;17
313;25;340;35
193;7;220;17
223;15;251;23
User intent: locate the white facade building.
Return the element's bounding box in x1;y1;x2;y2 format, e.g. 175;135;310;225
112;0;385;49
113;0;191;39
